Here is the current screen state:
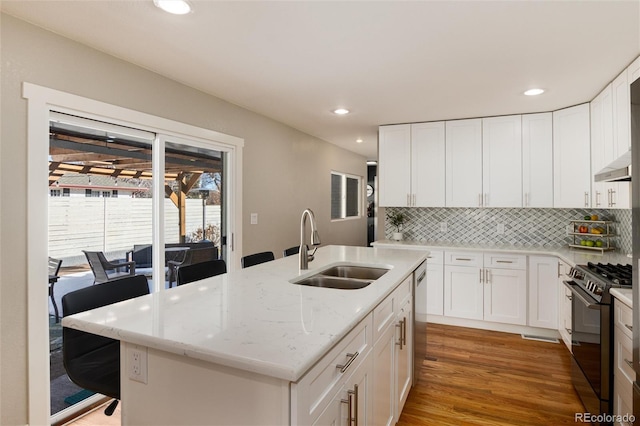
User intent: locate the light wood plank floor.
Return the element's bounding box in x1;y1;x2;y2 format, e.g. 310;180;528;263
398;323;585;425
66;323;584;426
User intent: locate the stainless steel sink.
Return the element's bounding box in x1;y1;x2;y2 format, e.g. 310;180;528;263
292;264;389;290
294;276;372;290
321;265;389;280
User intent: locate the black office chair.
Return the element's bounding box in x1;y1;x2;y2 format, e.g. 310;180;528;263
62;274;150;416
283;246;300;257
177;259;227;286
241;251;275;268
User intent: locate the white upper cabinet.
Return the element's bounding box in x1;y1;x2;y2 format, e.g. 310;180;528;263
553;104;591;208
482;115;522;207
522;113;553;207
591;84;616;208
613;69;631;156
445;119;483;207
412;122;446;207
379;124;411;207
378;122;445;207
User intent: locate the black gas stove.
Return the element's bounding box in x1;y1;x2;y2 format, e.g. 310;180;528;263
564;261;632;419
568;262;632;304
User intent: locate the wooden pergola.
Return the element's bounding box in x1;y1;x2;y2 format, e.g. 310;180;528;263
49;129;222;243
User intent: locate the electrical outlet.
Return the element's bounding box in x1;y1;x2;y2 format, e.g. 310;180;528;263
250;213;258;225
439;222;447;232
128;345;148;384
497;223;505;234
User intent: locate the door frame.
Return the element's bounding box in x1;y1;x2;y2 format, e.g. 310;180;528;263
23;82;243;425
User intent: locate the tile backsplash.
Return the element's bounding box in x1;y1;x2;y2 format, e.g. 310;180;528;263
384;207;632;255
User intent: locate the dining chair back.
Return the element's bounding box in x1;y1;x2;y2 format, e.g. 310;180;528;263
167;246;219;287
62;274;149;416
241;251;275;268
177;259;227;286
283;246;301;257
48;256;63;276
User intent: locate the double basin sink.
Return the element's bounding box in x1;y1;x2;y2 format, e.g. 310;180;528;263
292;265;390;290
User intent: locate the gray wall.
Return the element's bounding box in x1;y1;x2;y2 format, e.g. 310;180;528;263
0;14;366;425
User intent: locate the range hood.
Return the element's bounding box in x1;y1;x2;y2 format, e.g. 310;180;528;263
594;150;632;182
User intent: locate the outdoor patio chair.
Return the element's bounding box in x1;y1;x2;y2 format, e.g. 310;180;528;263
62;274;150;416
167;246;218;287
241;251;275;268
48;257;63;322
83;250;135;285
177;259;227;286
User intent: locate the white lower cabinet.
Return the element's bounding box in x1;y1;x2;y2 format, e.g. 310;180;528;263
426;250;444;315
558;259;572;352
528;256;560;329
444;251;527;325
613;298;635;425
372;276;413;425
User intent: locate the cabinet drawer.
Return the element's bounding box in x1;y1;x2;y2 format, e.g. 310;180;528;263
394;275;412;306
426;250;444;265
615;299;633;340
615;326;635;384
292;313;373;424
614;375;633;422
483;253;526;270
444;251;483;267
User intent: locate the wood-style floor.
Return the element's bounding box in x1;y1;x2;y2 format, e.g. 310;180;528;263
398;323;585;425
66;323;584;426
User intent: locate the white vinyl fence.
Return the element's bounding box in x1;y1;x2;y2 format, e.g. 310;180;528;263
48;197;221;266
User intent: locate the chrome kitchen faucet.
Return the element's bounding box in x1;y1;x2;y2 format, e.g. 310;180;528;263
299;208;321;269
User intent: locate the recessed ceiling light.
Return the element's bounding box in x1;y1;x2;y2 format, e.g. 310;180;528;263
333;108;350;115
356;138;363;143
524;88;545;96
153;0;191;15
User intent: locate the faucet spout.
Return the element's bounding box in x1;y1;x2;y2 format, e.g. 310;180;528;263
300;208;321;270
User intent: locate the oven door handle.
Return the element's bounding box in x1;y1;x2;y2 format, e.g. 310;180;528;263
563;281;601;310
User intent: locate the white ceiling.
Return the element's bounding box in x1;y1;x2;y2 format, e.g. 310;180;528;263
3;1;639;160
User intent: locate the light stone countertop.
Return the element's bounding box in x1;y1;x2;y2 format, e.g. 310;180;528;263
611;288;633;308
62;245;428;382
372;240;632;267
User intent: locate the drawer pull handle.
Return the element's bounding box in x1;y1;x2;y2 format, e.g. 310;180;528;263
336;351;359;374
625;324;633;332
625;358;634;369
456;258;472;261
496;260;514;264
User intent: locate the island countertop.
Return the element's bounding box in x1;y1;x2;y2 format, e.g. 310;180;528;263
62;245;428;382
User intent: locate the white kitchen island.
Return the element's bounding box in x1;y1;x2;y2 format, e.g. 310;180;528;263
62;245;428;425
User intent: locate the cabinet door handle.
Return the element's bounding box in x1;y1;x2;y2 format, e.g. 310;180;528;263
611;189;616;206
484;193;488;207
402;316;407;346
557;262;562;278
479;269;483;283
584;192;589;207
625;358;634;369
478;194;482;207
336;352;359;374
625;324;633;332
595;191;600;207
485;269;490;284
406;194;410;207
342;384;359;426
566;328;572;335
412;194;416;207
395;322;404;350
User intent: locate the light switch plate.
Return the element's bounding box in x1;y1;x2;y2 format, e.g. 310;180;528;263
250;213;258;225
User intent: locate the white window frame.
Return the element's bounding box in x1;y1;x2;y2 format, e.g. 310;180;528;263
330;170;363;221
23;82;244;425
